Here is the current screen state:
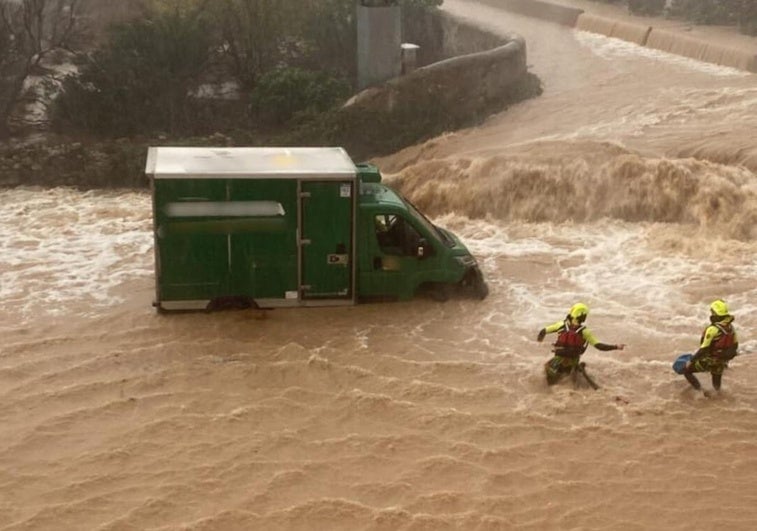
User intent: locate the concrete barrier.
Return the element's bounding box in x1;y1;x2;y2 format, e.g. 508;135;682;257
481;0;757;73
576;13;651;46
346;36;527;115
410;36;528;105
646;28;757;72
349;8;528;116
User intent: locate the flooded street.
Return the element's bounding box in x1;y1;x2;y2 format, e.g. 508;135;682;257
2;1;757;529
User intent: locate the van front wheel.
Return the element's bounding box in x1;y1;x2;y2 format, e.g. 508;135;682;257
463;267;488;300
430;282;451;302
474;279;489;300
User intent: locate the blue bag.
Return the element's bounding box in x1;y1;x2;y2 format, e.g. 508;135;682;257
672;353;693;374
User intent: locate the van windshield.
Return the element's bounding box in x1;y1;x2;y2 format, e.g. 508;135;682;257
401;195;455;247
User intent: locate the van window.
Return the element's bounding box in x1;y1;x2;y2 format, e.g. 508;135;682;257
165;201;285;217
400;195;455;247
374;214;424;256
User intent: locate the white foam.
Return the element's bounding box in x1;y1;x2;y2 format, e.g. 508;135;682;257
3;187;755;349
575;31;750;77
433;215;757;348
0;188;153;317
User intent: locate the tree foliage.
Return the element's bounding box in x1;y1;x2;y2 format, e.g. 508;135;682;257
618;0;757;33
669;0;757;34
250;67;350;127
52;7;212;136
209;0;443;90
51;0;445;138
627;0;665;16
0;0;85;138
295;0;357;79
208;0;304;88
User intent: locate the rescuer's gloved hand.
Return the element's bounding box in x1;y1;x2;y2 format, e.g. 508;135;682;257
537;329;546;342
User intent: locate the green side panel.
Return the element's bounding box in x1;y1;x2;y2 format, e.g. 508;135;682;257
153;178;298;302
154;179;229;301
355;207;465;300
301;181;354;299
159;234;229;300
228;180;298;299
354;209;419;300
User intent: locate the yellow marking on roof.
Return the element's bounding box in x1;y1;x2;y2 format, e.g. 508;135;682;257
272;152;296;168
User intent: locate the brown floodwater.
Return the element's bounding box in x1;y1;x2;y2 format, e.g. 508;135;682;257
1;1;756;529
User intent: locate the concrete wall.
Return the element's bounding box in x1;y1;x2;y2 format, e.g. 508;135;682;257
346;36;526;116
336;8;532;159
346;8;526;117
357;5;403;89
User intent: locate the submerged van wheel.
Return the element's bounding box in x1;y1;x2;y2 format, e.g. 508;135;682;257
462;268;488;300
431;283;451;302
475;280;489;300
206;296;258;312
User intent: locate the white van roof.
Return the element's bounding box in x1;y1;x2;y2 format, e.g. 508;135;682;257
146;146;357;180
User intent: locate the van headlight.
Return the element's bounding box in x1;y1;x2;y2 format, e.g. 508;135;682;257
455;255;477;267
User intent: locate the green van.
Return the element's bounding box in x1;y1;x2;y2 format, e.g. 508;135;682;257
146;146;487;311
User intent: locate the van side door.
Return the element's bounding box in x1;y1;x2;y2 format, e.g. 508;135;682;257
300;181;355;300
362;213;432;300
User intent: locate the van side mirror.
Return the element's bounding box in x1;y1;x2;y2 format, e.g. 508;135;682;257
417;238;428;259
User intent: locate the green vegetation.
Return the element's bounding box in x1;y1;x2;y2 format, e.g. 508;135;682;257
627;0;665;16
249;67;351;127
0;0;543;189
53;9;213;137
51;0;443;140
0;0;85;139
668;0;757;35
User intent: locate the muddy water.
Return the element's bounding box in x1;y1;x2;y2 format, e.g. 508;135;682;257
2;2;757;529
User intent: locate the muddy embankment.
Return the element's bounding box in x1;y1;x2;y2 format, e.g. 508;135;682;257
0;8;538;189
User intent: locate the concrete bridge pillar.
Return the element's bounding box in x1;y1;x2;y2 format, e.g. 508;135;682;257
357;0;402;89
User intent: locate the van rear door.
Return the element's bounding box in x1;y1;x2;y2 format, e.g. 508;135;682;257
300;181;354;299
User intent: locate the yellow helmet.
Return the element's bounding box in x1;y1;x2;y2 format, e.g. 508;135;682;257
569;302;589;322
710;299;729;317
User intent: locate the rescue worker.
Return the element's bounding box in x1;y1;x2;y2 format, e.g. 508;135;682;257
683;299;739;395
537;302;625;385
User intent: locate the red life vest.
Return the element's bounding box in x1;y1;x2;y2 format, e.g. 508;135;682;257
553;319;588;358
704;322;737;360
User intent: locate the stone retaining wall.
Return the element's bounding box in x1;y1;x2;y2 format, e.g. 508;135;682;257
334;8;531;159
347;8;527;115
345;35;526;117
